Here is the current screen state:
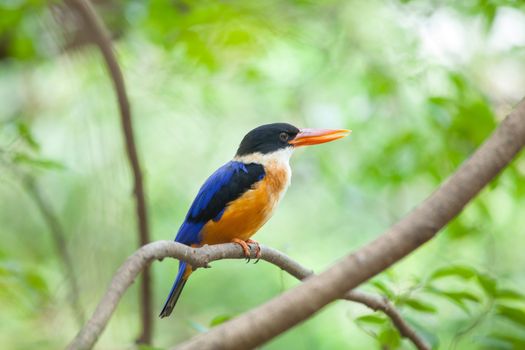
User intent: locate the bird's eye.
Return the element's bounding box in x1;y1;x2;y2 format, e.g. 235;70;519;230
279;132;289;142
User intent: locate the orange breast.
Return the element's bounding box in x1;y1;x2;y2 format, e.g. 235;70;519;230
200;161;290;244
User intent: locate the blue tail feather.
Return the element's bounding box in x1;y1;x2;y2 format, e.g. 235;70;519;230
159;261;188;318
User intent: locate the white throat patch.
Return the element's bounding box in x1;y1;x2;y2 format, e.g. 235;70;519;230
233;147;294;166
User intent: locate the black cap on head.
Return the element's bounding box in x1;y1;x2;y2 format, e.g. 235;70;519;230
236;123;300;156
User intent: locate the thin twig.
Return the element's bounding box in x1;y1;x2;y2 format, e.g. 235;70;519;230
63;0;152;343
262;247;430;350
345;292;429;350
66;241;429;350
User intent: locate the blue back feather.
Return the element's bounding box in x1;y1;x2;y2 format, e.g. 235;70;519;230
161;160;265;317
174;161;257;245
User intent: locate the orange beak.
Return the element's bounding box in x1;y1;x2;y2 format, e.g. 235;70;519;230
289;128;351;147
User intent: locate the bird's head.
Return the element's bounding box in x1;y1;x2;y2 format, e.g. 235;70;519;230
235;123;350;160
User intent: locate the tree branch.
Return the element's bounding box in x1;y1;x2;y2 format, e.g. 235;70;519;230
66;241;429;350
63;0;153;343
174;98;525;350
345;291;428;350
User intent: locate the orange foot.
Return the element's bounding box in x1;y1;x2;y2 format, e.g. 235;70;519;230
231;238;261;263
246;239;262;263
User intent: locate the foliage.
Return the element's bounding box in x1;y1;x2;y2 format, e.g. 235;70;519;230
359;264;525;349
1;0;525;349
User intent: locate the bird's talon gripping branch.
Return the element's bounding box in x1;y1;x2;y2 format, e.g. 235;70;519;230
246;239;261;263
231;238;252;260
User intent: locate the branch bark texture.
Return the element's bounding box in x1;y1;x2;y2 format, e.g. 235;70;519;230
174;99;525;350
66;241;428;350
63;0;153;343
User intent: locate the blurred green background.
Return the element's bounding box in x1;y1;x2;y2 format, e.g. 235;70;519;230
1;0;525;349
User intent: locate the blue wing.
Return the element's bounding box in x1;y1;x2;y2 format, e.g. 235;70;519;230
174;161;265;245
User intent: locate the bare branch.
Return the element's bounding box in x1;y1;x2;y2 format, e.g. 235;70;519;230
262;247;428;348
174;99;525;350
63;0;153;343
345;291;429;350
66;241;428;350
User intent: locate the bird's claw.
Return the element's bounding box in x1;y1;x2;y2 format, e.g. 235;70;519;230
231;238;261;263
246;239;261;264
231;238;252;262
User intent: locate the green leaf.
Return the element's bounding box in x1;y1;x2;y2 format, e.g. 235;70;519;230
450;291;480;302
482;4;497;32
209;314;232;327
496;288;525;301
476;336;513;350
354;314;387;325
496;305;525;327
426;287;480;313
12;153;65;170
23;271;48;294
17;122;40;150
377;327;401;348
478;274;497;296
403;298;437;314
488;332;525;349
369;280;395;299
428;96;453;108
430;288;480;303
429;265;476;280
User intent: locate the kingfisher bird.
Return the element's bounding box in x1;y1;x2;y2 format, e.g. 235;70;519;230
159;122;350;318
